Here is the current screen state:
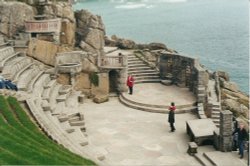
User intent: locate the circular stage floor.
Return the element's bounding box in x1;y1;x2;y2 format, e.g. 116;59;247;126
123;83;196;108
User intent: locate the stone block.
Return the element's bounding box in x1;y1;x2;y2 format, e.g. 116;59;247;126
69;120;85;126
187;142;198;155
93;94;109;103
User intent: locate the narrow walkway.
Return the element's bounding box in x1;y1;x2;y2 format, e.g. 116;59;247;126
80;98;200;165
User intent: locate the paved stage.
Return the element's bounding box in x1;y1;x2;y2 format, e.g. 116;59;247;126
81;98;200;165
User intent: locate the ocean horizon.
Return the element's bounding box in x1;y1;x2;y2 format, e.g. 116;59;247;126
74;0;249;94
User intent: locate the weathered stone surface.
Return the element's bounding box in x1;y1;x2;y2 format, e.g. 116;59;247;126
75;9;105;54
43;2;75;22
57;74;70;85
0;1;35;37
61;20;75;46
221;81;239;92
27;39;73;66
217;71;230;81
222;99;248;118
74;73;91;92
148;42;167;50
81;58;98;73
93;94;109;103
41;2;75;46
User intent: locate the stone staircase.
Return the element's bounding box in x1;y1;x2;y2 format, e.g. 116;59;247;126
0;46;105;164
194;153;214;166
127;54;161;84
208;80;221;128
210;102;221;128
119;92;197;114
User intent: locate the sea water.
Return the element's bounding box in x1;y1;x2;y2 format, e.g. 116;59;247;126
74;0;249;94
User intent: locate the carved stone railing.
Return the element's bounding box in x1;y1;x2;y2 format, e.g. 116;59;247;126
98;55;127;69
25;19;61;33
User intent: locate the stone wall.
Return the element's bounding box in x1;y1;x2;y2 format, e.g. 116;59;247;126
159;52;209;98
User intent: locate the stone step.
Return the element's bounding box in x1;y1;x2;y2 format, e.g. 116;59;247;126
127;57;141;61
128;69;158;75
119;93;197;114
17;67;41;91
120;92;196;110
44;79;57;89
13;62;35;82
134;75;160;81
56;93;70;102
4;56;25;66
194;153;214;166
128;66;153;71
128;63;148;68
128;61;145;65
211;114;220;119
33;74;51;97
49;84;63;106
130;72;159;77
135;79;161;84
27;71;44;93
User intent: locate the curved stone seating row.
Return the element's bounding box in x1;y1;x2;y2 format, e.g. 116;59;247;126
119;92;197;114
2;56;33;80
17;65;44;91
0;47;21;70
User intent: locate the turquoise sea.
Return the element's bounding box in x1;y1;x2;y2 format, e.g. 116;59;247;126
74;0;249;94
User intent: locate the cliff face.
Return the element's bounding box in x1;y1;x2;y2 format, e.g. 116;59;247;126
0;1;35;37
75;9;105;56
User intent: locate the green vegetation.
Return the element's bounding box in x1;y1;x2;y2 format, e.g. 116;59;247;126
0;95;96;165
89;72;99;87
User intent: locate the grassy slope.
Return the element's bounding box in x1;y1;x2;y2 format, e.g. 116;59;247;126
0;95;96;165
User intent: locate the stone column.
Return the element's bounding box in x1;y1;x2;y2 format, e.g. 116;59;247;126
118;68;128;93
219;110;233;152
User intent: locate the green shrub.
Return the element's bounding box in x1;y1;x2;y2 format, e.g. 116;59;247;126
89;72;99;87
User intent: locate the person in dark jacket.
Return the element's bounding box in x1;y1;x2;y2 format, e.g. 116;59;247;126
232;123;248;159
168;102;176;132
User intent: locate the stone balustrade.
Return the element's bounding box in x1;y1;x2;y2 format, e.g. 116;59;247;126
99;55;127;69
25;19;61;33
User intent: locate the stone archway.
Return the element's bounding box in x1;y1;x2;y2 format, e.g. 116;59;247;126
109;70;119;94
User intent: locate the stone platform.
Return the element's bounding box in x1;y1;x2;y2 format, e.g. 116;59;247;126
120;83;197;113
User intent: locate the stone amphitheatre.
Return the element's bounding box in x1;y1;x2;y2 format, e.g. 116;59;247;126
0;0;248;165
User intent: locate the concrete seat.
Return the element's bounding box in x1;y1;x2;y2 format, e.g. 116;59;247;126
32;74;51;97
17;66;41;91
13;62;35;82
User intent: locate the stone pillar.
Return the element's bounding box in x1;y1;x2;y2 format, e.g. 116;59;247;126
118;68;128;93
219;110;233;152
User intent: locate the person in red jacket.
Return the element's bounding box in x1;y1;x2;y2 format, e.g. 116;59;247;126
168;102;176;132
127;75;135;95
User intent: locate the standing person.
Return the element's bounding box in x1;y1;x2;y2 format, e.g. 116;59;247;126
168;102;176;132
232;123;248;159
118;52;123;64
126;75;134;95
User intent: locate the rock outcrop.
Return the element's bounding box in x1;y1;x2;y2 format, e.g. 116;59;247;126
219;71;249;119
0;1;35;37
40;2;76;46
105;35;177;53
75;9;105;56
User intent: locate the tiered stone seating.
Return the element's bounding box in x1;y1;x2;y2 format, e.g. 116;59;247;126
0;45;105;163
17;65;43;91
0;47;21;70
